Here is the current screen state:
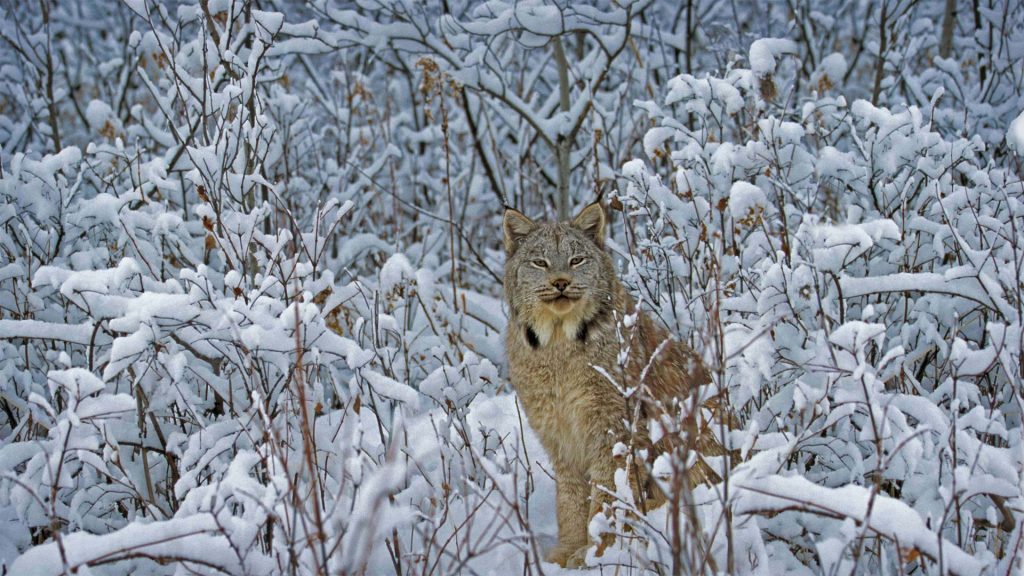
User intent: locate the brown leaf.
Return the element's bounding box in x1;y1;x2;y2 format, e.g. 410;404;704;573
902;547;921;564
312;286;333;306
594;530;614;558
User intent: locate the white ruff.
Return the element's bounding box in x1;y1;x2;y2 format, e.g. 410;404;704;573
529;305;585;345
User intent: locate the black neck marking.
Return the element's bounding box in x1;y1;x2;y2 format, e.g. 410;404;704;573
525;326;540;349
523;303;612;349
576;320;589;342
579;302;612;343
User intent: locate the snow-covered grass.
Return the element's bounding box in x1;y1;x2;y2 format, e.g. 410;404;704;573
1;1;1022;575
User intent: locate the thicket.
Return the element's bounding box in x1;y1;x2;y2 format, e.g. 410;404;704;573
0;1;1021;574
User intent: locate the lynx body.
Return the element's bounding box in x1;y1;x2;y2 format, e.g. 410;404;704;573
502;203;715;567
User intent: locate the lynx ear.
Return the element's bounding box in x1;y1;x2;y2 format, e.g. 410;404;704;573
571;202;606;245
503;209;536;254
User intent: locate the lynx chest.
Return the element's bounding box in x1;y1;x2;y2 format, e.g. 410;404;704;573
507;332;624;467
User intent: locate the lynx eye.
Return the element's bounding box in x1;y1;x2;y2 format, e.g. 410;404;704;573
569;256;586;267
531;259;549;269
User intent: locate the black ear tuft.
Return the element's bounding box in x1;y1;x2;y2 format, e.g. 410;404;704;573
503;209;536;254
570;202;606;245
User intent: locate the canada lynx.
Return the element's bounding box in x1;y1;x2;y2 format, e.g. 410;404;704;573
503;202;721;568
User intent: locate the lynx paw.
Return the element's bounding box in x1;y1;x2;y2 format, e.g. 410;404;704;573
564;546;590;568
545;544;589;568
546;532;615;568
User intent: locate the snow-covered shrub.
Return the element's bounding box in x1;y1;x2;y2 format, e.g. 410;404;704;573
0;1;523;573
1;0;1021;575
612;46;1023;575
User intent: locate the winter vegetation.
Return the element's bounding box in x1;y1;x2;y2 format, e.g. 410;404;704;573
1;0;1023;574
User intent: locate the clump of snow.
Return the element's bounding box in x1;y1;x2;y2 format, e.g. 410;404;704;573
811;53;847;90
816;146;857;179
665;74;745;115
85;100;121;137
1007;109;1024;153
224;269;243;289
364;370;418;404
621;158;647;181
729;181;768;225
808;219;900;272
643;126;675;159
379;253;414;293
514;3;562;36
252;10;284;35
818;53;847;81
749;38;799;75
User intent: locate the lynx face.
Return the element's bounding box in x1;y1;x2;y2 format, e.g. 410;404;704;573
503;203;615;346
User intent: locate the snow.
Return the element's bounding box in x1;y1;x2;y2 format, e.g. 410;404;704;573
621;158;647;181
840;271;1006;313
251;10;284;35
748;38;799;75
514;3;563;36
643;126;675;159
360;370;419;406
121;0;148;16
816;145;857;179
2;2;1021;575
85;100;116;132
734;475;986;576
47;368;105;399
9;515;271;575
728;181;767;221
827;320;885;351
0;319;95;345
1007;108;1024;152
378;252;414;293
809;219;899;272
816;53;847;83
664;74;745;115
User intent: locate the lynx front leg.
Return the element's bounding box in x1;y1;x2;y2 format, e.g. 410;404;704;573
546;465;590;567
585;461;620;561
554;461;620;568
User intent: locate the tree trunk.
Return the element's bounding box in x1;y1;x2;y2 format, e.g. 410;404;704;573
939;0;956;58
553;36;571;220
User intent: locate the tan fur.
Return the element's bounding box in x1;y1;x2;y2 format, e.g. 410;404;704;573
503;203;723;567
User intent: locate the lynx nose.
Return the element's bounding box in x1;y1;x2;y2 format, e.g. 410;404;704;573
551;278;570;292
